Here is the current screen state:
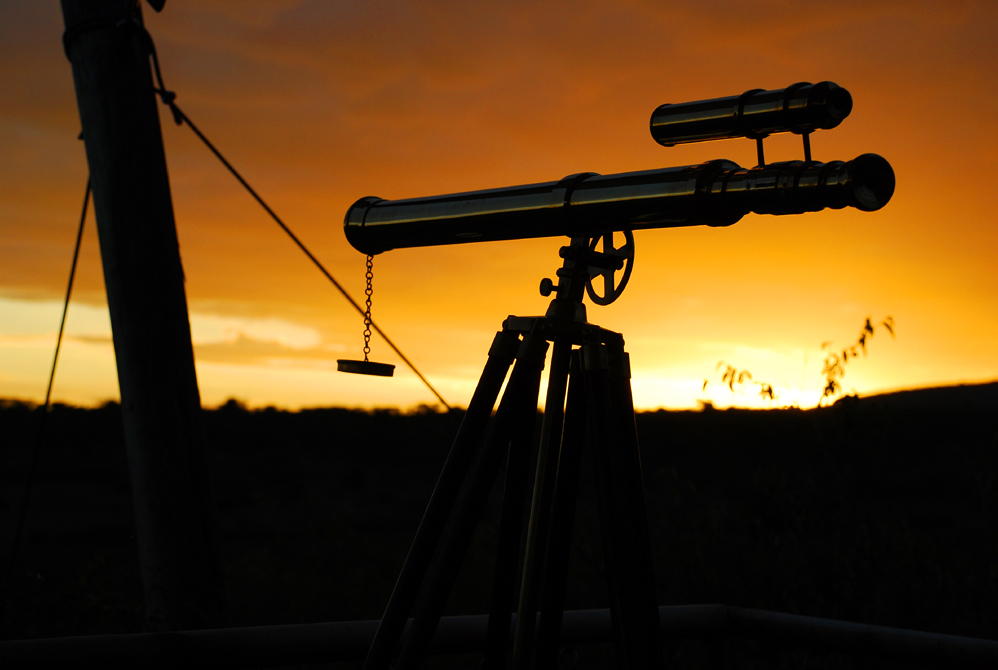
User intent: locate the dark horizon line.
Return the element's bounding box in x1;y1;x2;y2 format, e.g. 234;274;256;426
3;379;996;415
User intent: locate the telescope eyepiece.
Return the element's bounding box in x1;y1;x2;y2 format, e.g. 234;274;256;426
651;81;853;147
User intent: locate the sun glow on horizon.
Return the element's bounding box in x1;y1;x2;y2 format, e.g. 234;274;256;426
2;3;997;412
2;293;990;414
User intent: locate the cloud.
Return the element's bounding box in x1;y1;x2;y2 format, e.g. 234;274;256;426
4;1;998;409
189;311;322;349
71;334;113;346
193;332;343;366
0;297;111;338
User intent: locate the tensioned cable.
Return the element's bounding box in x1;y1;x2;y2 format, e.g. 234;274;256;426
4;178;91;591
138;27;450;410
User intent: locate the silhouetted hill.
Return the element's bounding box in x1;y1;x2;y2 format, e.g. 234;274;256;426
848;380;998;410
3;385;997;668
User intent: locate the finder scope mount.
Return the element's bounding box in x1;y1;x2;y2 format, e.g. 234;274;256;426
343;81;893;308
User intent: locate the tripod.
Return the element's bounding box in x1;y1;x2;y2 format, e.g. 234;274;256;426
364;236;664;670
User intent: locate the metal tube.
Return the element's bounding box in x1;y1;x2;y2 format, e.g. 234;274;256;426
650;81;853;147
344;154;893;255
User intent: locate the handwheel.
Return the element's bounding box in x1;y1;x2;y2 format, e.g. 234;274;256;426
586;230;634;306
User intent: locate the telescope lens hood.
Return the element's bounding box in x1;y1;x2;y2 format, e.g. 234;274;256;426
844;153;895;212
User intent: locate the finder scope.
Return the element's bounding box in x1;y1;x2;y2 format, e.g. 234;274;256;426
344;154;894;256
650;82;852;147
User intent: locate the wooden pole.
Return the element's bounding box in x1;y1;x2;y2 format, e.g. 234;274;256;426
59;0;224;630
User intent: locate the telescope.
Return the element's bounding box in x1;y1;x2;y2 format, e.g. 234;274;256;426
344;81;891;259
349;84;897;670
344;154;894;256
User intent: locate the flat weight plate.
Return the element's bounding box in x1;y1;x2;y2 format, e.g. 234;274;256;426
337;359;396;377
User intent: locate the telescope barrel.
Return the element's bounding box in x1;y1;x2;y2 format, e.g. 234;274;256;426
650;82;853;147
344;154;894;255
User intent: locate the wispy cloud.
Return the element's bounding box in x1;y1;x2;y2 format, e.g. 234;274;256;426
193;332;343;366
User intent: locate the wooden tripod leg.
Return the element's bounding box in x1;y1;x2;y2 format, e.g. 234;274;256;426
583;342;630;668
606;339;665;669
482;340;551;669
534;349;588;668
395;332;549;670
511;337;574;669
584;339;664;669
364;329;520;670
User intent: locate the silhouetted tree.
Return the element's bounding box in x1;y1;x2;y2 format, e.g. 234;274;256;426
819;316;895;406
704;316;895;408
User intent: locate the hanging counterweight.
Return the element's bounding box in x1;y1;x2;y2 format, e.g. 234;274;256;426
337;254;395;377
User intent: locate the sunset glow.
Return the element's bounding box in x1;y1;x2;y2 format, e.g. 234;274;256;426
2;1;996;410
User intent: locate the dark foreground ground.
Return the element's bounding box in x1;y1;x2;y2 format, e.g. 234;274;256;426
2;383;997;668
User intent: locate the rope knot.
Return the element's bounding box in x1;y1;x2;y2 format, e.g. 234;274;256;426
154;87;183;125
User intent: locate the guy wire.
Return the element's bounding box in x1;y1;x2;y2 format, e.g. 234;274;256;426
4;177;91;594
140;26;450;410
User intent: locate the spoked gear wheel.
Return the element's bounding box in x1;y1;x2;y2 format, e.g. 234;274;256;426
585;230;634;306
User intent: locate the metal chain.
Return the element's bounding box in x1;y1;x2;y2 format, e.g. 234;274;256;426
363;255;373;362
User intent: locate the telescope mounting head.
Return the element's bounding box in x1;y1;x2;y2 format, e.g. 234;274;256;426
541;232;635;323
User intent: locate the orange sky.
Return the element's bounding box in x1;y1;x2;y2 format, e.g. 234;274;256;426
2;1;997;410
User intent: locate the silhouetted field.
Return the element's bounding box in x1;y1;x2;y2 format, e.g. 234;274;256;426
2;384;997;668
